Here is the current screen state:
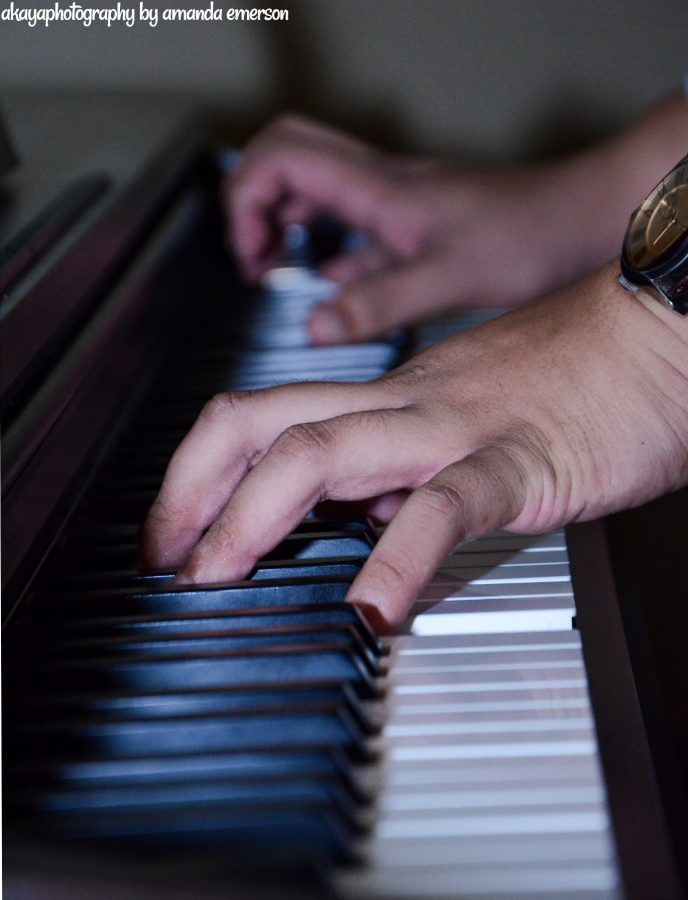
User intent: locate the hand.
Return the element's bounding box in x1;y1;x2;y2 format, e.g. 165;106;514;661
224;114;582;343
139;262;688;631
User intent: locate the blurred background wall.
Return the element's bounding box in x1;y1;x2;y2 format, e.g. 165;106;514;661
1;0;687;159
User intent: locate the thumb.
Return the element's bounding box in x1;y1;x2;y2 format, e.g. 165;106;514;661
307;249;471;344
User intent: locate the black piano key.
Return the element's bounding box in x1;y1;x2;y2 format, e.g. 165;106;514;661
14;642;380;696
10;777;365;842
178;343;399;370
8;747;365;802
6;704;371;761
28;805;358;865
7;681;378;736
64;518;374;545
17;600;376;639
56;533;373;566
4;252;401;873
30;578;353;617
16;604;381;657
44;561;362;590
19;627;380;679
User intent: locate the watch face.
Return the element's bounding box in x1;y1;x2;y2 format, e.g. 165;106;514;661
623;159;688;272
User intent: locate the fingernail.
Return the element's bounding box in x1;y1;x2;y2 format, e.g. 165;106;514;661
308;308;347;344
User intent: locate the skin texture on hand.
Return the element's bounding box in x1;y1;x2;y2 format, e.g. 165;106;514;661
138;262;688;632
224;93;688;345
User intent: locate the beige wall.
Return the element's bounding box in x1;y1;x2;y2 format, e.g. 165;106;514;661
1;0;687;157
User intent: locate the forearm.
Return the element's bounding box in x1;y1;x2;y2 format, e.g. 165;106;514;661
535;88;688;288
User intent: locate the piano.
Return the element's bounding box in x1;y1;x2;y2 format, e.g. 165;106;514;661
2;92;687;900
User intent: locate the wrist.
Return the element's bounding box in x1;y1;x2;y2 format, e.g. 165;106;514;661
626;279;688;348
599;261;688;377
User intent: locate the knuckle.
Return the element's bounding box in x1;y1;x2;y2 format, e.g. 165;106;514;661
203;517;237;551
489;427;559;528
145;496;186;531
380;359;442;398
492;425;551;484
415;479;467;520
366;554;412;596
275;421;337;463
199;391;252;427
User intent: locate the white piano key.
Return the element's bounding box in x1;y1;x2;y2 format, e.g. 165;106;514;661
456;529;567;549
390;678;589;695
390;660;580;678
441;555;569;570
384;715;594;738
373;754;604;788
374;808;609;840
417;582;574;600
441;550;570;567
391;644;583;664
336;862;620;897
384;740;598;762
348;831;616;867
425;570;572;585
386;696;591;715
378;784;605;812
391;630;581;649
389;646;579;660
389;659;586;682
451;543;568;558
409;609;575;635
260;265;336;297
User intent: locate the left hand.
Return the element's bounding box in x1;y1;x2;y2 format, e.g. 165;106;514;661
138;262;688;631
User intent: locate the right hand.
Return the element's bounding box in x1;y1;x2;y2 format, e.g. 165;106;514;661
223;114;579;344
138;261;688;630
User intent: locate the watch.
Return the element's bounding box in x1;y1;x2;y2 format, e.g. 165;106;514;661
620;153;688;314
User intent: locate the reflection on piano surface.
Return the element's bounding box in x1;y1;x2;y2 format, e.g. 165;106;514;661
2;93;687;900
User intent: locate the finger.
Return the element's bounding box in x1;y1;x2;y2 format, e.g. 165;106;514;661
224;195;318;277
229;138;388;272
306;248;463;344
361;490;410;523
346;444;528;632
275;197;319;229
220;116;360;238
318;243;391;285
315;490;410;524
138;382;390;570
174;406;458;586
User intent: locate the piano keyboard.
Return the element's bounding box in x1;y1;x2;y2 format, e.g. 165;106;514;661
3;265;622;898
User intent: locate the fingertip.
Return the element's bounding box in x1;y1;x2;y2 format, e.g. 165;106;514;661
307;307;348;345
347;594;404;636
136;519;193;576
171;570;194;588
347;568;410;634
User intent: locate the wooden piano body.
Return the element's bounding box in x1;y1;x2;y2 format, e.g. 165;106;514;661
2;92;687;899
